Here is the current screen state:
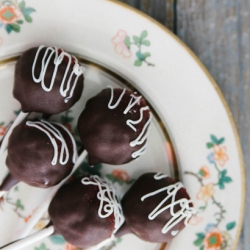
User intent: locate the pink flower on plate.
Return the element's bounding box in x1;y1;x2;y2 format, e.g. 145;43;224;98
196;183;215;202
213;145;228;167
189;215;203;226
0;5;21;24
112;30;131;58
204;228;223;250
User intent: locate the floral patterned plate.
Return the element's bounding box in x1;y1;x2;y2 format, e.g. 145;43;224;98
0;1;244;250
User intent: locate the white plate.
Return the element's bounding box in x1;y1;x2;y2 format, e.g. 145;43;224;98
0;1;244;250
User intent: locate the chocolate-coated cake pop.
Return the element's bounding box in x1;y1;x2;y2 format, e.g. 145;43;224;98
48;176;123;248
118;172;195;242
14;45;84;114
77;86;151;165
3;119;77;188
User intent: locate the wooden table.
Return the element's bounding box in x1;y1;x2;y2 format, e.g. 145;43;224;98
118;0;249;249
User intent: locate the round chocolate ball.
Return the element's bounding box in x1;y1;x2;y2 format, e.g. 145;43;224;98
6;120;76;188
77;87;151;165
49;176;122;248
121;172;194;243
14;46;84;114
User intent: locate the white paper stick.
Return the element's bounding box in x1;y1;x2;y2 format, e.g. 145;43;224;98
0;190;5;199
43;149;88;199
2;225;54;250
0;111;28;155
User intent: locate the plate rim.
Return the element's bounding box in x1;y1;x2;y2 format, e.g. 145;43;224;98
106;0;245;249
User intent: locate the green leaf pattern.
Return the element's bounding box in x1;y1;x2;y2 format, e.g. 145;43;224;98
49;235;66;245
124;36;131;49
34;243;49;250
226;221;236;231
16;199;24;210
113;30;154;67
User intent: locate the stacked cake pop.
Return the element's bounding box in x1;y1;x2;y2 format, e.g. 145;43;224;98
0;45;85;194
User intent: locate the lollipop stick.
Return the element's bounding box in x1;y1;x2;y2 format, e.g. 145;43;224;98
0;190;5;199
71;149;88;175
49;149;88;197
0;111;28;155
1;225;54;250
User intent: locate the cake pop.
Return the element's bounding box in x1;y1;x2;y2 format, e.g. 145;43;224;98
77;86;152;165
14;45;84;114
0;45;85;155
116;172;196;242
0;119;78;191
1;175;123;250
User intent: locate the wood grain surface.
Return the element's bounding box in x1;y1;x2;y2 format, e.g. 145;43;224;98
118;0;249;249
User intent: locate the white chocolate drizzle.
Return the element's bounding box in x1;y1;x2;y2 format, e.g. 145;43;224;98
171;230;179;236
81;176;124;232
107;86;151;158
126;107;149;132
141;173;196;235
123;94;142;115
26;120;77;165
108;87;126;109
32;45;85;103
154;172;169;180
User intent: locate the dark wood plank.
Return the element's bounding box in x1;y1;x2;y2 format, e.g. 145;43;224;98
118;0;174;30
176;1;249;249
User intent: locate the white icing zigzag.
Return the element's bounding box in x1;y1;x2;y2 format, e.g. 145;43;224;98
141;173;196;236
154;172;169;180
108;86;151;158
32;45;85;103
81;176;124;233
26;120;78;165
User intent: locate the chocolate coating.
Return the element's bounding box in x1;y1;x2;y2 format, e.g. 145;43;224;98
14;47;84;114
77;88;150;165
6;121;75;188
48;177;115;248
121;173;192;243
